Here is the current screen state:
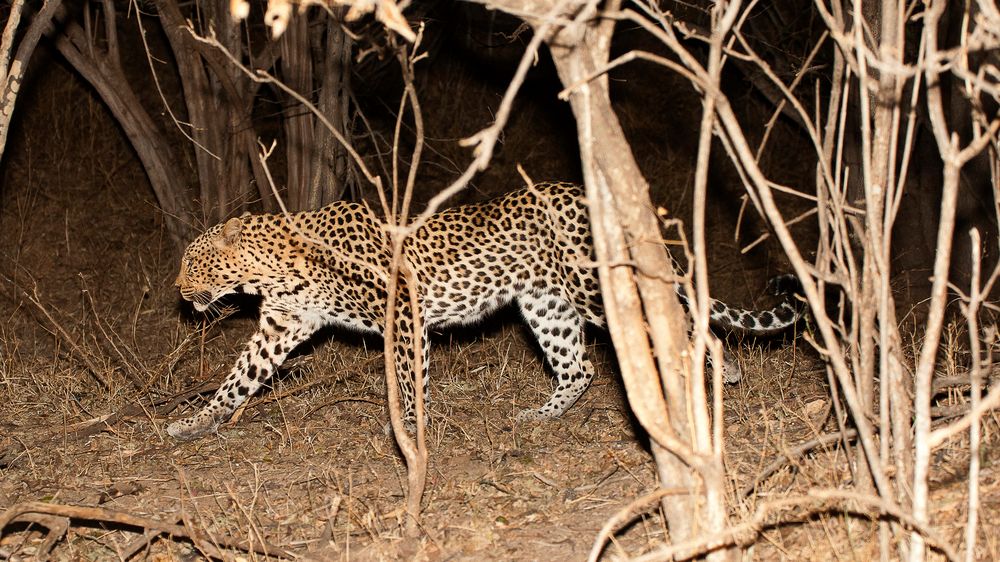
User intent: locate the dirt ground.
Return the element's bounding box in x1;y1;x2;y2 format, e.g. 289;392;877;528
3;44;1000;562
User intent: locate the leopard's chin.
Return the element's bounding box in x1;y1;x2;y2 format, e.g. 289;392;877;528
182;289;216;312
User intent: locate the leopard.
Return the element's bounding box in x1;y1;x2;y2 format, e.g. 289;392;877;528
166;181;803;440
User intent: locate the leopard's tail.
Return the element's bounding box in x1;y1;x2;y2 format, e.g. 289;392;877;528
678;274;805;336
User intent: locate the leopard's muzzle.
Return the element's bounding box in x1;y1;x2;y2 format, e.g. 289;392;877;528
180;288;215;312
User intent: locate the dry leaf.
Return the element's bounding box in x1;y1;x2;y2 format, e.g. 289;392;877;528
264;0;293;39
229;0;250;20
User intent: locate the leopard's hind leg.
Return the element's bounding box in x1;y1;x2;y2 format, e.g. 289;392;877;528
515;291;594;421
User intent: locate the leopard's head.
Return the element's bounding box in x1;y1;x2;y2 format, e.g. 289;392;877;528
176;217;252;312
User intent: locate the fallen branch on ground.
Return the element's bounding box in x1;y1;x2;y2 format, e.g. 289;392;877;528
741;428;859;498
0;502;292;559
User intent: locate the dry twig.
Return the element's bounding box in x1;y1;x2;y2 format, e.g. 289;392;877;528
0;502;292;559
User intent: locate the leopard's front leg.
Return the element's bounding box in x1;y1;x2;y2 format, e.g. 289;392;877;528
167;309;320;440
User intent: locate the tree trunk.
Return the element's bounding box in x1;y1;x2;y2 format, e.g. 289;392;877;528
0;1;63;166
547;16;727;552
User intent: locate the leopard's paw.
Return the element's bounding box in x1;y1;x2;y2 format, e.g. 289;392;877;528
167;413;220;441
515;407;559;422
382;417;426;437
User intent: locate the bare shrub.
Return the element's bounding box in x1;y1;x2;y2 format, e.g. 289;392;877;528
454;0;1000;559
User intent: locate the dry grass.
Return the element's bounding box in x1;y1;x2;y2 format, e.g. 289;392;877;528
3;292;999;560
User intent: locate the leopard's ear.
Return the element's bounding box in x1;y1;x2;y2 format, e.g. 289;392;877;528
216;217;243;248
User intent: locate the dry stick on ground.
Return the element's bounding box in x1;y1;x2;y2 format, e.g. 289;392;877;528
626;489;959;562
932;366;1000;394
0;502;292;559
587;487;690;562
3;512;69;559
739;428;859;499
119;520;180;561
929;373;1000;448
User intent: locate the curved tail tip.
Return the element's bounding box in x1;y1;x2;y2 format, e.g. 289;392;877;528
767;274;803;297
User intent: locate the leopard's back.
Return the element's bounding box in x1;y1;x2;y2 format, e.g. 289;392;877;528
406;182;602;328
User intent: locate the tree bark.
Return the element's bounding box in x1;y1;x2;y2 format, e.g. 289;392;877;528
281;12;315;209
311;16;353;206
544;10;728;551
0;1;62;166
